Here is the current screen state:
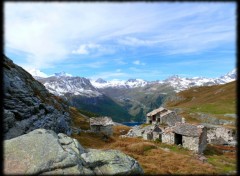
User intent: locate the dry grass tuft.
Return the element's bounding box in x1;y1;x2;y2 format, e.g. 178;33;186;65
125;142;157;155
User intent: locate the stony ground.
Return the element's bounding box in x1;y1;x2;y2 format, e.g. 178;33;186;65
70;107;237;175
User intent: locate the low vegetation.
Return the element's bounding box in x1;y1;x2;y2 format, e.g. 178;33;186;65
166;81;236;126
70;107;236;175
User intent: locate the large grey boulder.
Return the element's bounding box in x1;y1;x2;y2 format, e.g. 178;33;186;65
81;149;144;175
4;129;144;175
3;55;72;139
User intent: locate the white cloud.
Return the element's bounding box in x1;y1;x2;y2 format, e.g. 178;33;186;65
4;2;235;69
113;59;127;65
133;60;145;65
118;37;153;47
72;43;101;55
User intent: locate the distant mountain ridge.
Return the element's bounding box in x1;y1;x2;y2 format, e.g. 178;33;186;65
33;69;236;93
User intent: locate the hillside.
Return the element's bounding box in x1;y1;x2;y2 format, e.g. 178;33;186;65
100;83;175;121
69;107;236;174
67;95;133;122
3;55;72;139
166;81;236;127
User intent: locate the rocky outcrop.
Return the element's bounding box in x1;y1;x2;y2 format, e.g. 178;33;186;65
4;129;144;175
3;55;72;139
81;149;143;175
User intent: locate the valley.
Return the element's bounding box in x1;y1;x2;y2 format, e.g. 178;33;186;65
35;68;236;123
3;55;237;175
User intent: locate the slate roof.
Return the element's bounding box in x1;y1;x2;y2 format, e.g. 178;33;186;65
90;117;114;126
173;123;203;137
147;107;172;116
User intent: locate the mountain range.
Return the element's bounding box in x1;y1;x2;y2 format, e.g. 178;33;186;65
32;69;236;93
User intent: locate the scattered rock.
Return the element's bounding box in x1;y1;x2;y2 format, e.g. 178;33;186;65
4;129;144;175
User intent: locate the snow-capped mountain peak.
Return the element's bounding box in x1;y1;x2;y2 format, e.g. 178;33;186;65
95;78;107;83
91;78;148;89
52;71;72;77
33;68;236;96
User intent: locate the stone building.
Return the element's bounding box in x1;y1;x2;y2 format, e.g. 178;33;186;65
146;107;182;126
203;123;236;145
90;117;114;136
162;122;207;154
142;125;163;140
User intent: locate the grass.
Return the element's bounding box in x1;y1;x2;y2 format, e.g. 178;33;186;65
203;144;236;174
70;107;90;130
166;81;236;126
69;107;236;175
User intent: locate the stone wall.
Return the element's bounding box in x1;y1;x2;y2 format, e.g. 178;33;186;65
161;112;182;126
198;127;208;154
162;132;175;145
182;136;199;152
91;125;113;136
206;126;235;145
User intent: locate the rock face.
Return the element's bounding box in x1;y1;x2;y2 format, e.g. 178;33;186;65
4;129;144;175
3;56;72;139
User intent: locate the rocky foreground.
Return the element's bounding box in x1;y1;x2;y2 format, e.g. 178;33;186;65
3;55;72;140
4;129;144;175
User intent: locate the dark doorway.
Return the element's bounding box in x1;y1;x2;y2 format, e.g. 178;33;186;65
174;133;182;145
152;115;156;121
159;134;162;142
149;120;152;124
157;118;160;123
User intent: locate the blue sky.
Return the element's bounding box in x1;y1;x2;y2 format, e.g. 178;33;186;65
4;2;236;81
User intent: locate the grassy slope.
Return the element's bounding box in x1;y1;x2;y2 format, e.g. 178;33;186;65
69;107;236;174
101;84;175;121
166;81;236;124
69;95;133;122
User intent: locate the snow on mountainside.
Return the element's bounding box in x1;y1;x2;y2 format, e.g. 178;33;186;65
91;78;148;89
160;69;236;92
37;76;102;97
31;69;236;95
51;71;73;77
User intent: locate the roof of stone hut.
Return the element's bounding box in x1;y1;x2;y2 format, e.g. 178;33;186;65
173;123;204;137
147;107;171;116
90;117;114;126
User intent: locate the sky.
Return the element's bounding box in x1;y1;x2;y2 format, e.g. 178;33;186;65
4;2;236;81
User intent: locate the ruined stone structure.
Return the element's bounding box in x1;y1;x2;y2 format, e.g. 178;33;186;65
203;123;236;145
162;122;207;154
90;117;114;136
146;107;182;126
142;125;163;140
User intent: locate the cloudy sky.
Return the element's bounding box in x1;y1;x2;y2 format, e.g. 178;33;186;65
4;2;236;81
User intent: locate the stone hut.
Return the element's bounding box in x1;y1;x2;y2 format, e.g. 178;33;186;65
162;122;207;154
202;123;236;145
141;125;163;141
146;107;181;126
90;117;114;136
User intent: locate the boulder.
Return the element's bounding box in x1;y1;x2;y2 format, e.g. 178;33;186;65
81;149;144;175
4;129;144;175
